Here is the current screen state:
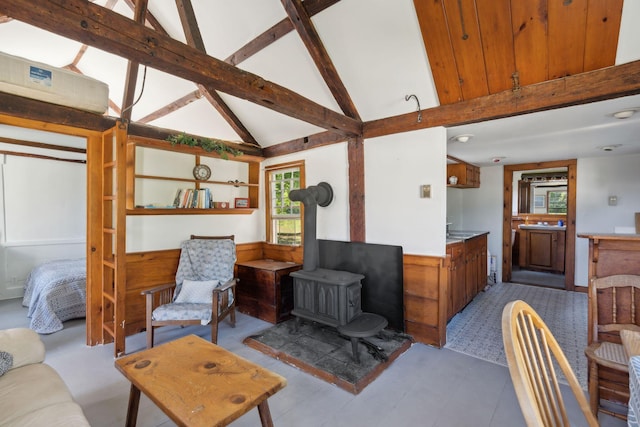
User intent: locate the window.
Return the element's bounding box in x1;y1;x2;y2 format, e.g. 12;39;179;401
265;161;304;245
547;190;567;214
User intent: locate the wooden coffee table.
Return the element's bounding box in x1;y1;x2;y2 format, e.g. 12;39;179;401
115;335;287;427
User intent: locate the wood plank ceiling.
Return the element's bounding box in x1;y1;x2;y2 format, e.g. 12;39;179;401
414;0;624;104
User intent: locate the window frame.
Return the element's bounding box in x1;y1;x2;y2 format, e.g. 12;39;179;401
264;160;305;246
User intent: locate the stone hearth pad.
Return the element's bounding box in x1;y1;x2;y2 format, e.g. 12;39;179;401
243;318;413;394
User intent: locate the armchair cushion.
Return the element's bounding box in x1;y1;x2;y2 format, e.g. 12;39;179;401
173;279;219;304
152;303;212;325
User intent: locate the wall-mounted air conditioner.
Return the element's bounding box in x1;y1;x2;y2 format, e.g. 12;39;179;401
0;51;108;114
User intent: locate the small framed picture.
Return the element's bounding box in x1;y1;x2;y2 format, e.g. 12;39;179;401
234;197;250;208
534;195;545;208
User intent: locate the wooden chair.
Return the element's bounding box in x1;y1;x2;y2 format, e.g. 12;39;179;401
502;300;598;427
585;274;640;419
142;237;237;349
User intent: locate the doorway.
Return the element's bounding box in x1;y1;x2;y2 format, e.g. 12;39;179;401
502;160;577;291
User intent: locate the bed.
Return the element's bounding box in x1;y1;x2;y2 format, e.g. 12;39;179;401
22;258;87;334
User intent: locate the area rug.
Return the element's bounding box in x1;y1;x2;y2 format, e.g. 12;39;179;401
243;318;413;394
445;282;588;389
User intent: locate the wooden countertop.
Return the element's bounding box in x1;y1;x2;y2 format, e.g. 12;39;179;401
236;259;301;271
577;233;640;241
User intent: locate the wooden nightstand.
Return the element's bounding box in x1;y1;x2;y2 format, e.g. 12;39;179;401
236;259;302;324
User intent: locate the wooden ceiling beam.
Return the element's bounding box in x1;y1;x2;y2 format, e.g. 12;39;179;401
137;89;202;123
264;60;640;157
225;0;340;66
263;129;346;158
364;59;640;138
120;0;148;122
281;0;359;120
176;0;260;147
0;91;265;158
0;91;116;131
123;0;168;36
126;123;264;159
0;0;360;137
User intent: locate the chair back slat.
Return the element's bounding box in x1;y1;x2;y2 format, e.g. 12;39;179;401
503;300;599;427
591;275;640;344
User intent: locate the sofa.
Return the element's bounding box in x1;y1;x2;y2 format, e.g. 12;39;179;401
0;328;90;426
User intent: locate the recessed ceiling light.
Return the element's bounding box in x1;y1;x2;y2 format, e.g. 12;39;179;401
451;134;473;143
612;109;636;119
597;144;623;152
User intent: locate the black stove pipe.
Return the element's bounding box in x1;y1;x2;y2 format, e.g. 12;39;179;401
289;182;333;271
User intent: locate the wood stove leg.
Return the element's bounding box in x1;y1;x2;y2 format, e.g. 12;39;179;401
351;337;360;364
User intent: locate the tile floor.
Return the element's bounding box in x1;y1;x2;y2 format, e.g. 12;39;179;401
0;297;627;426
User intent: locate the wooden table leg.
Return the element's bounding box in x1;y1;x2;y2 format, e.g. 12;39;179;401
125;383;141;427
257;400;274;427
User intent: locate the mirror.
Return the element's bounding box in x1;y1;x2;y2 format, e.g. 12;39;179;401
515;168;567;214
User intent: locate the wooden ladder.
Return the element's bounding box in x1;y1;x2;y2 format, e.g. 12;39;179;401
100;122;128;356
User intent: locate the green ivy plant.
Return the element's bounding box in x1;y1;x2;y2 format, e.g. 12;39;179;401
167;132;243;160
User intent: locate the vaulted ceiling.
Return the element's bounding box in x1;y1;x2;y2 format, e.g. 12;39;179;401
0;0;639;166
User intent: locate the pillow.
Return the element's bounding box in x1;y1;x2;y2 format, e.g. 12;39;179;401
174;279;219;304
621;329;640;359
0;351;13;376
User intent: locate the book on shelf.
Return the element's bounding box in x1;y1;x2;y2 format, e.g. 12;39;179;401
172;188;213;209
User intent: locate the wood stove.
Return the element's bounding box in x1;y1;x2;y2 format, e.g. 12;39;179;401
289;182;368;328
290;268;364;328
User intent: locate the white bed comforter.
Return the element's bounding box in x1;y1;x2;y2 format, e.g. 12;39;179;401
22;259;87;334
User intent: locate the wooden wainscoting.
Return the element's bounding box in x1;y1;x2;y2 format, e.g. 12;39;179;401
124;249;180;336
403;253;448;348
108;243;450;349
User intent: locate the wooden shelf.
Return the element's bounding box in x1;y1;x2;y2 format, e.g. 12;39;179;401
127;137;260;212
134;174;259;188
126;208;256;215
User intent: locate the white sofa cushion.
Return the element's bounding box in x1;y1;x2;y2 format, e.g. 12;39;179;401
4;401;90;427
0;362;81;425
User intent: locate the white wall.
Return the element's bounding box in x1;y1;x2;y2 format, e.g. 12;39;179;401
263;127;449;256
575;153;640;286
125;149;264;252
262;142;351;243
366;127;447;255
448;165;504;279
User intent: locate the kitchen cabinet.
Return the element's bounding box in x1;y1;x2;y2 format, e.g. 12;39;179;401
519;226;565;273
447;233;488;320
447;241;465;318
447;163;480;188
236;259;302;324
